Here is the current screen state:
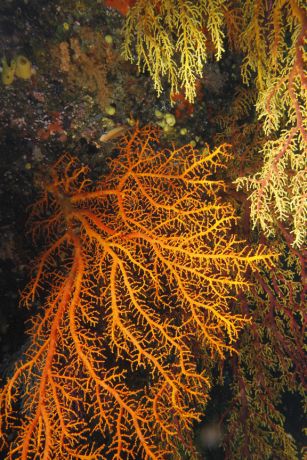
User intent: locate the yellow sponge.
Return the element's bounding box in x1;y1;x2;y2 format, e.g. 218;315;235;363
1;57;16;85
15;55;32;80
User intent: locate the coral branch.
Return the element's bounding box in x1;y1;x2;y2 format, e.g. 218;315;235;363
0;126;274;458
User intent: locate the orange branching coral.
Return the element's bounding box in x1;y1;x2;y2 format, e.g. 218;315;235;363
57;27;119;109
0;126;274;459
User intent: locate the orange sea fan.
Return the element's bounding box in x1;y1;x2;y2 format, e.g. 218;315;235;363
0;125;274;459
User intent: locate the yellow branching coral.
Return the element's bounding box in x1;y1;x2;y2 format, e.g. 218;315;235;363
120;0;306;246
122;0;227;102
213;86;264;171
235;0;307;247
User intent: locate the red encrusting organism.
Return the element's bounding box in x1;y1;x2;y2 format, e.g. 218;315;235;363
104;0;136;16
